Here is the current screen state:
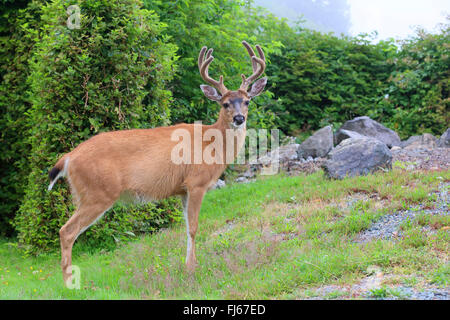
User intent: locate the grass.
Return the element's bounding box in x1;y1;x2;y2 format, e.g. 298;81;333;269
368;286;406;299
0;169;449;299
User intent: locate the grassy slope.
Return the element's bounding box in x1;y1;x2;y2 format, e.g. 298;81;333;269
0;169;449;299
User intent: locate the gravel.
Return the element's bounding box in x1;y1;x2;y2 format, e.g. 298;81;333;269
356;182;449;243
392;146;450;171
307;278;449;300
394;286;449;300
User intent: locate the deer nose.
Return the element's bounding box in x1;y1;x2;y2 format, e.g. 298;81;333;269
233;115;245;125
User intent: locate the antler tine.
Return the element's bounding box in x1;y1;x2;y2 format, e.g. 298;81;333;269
242;40;258;72
198;46;207;70
240;41;266;91
198;46;228;95
255;44;265;62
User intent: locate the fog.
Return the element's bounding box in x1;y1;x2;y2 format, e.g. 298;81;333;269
255;0;351;35
254;0;449;40
348;0;449;40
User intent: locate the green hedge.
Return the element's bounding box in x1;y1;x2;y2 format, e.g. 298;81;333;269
0;0;43;236
381;26;450;138
12;0;180;253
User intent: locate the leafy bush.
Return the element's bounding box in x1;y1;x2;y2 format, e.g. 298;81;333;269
381;25;450;138
0;0;43;236
13;0;180;253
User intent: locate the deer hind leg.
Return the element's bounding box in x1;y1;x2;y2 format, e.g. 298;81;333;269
60;198;113;287
183;187;206;272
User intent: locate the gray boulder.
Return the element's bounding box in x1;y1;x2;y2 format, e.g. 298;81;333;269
437;128;450;148
211;179;226;190
258;143;299;166
338;116;401;148
297;125;333;159
334;129;366;146
323;137;392;180
401;133;437;149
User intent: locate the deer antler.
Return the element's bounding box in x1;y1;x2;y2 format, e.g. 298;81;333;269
198;46;228;95
240;41;266;91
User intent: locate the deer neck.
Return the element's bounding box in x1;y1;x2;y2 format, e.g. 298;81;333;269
212;108;247;163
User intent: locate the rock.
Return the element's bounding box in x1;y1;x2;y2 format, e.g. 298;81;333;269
323;137;392;179
235;177;248;183
258;143;299;166
337;116;401;148
297;126;333;159
242;168;256;179
211;179;226;190
400;135;420;148
437;128;450;148
390;146;402;152
334;129;366;146
401;133;437;149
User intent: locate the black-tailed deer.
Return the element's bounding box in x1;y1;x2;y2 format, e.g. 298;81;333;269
48;41;267;287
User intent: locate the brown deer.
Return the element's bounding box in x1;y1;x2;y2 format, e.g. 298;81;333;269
47;41;267;286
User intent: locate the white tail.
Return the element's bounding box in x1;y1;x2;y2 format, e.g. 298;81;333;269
48;157;70;191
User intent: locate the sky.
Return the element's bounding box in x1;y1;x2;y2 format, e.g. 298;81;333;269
348;0;449;40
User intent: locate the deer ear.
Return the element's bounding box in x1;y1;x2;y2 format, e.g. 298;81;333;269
248;77;267;98
200;85;222;101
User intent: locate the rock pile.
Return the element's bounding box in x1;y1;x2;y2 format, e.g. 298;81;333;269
231;118;449;183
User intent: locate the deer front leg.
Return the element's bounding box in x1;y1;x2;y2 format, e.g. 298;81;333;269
183;187;206;272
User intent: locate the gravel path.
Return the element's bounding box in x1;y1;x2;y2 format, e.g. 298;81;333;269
393;286;448;300
356;182;449;243
307;280;449;300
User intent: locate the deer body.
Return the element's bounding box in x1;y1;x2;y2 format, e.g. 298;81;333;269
49;41;266;286
54;121;242;202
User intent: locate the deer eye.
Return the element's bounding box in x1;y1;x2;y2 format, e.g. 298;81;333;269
244;100;250;106
223;103;230;108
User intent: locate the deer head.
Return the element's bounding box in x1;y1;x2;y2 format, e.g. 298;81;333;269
198;41;267;129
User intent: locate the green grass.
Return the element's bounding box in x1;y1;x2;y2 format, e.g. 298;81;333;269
0;169;449;299
368;286;406;299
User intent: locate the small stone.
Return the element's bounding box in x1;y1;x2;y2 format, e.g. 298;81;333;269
211;179;226;190
402;133;437;149
235;177;248;183
242;169;255;178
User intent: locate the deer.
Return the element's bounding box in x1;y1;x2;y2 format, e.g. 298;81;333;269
47;41;267;287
